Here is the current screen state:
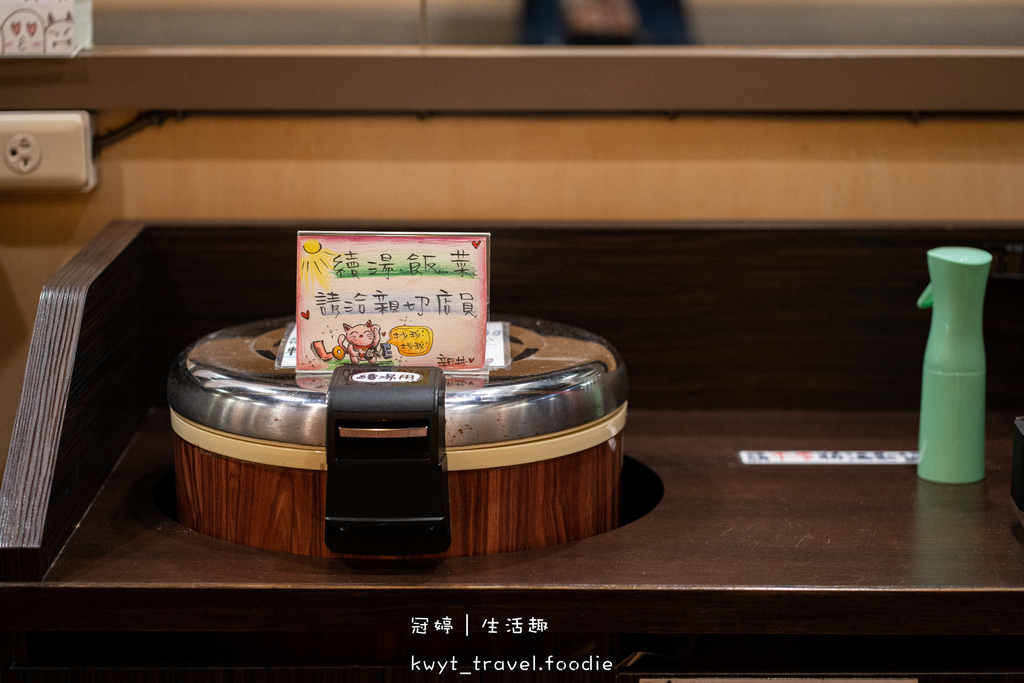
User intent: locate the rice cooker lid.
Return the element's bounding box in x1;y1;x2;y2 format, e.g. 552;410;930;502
167;315;627;450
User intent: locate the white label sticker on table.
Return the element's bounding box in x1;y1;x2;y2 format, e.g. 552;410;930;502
739;450;919;464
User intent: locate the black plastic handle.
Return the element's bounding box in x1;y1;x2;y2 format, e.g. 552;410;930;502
324;367;451;555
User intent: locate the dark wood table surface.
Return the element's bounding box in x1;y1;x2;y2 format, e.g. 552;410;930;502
4;407;1021;638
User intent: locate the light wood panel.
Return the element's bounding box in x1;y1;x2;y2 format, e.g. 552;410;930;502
114;115;1024;222
30;114;1024;226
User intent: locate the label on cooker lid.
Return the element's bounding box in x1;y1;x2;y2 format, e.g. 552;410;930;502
277;321;509;373
350;371;423;383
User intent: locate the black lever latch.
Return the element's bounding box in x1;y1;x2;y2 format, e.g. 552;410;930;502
324;366;451;555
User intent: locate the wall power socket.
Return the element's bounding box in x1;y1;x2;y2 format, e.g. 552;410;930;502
0;111;96;193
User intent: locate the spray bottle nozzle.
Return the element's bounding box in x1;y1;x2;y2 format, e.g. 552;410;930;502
916;282;933;310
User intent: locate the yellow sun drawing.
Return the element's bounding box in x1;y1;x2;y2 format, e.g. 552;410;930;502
299;238;337;294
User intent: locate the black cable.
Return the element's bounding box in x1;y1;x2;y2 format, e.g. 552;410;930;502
92;110;187;157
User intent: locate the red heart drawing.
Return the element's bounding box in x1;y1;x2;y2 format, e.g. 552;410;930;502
300;310;310;319
472;240;481;249
11;22;20;35
27;22;37;36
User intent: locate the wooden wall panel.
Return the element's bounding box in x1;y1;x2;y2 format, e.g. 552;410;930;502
133;222;1024;414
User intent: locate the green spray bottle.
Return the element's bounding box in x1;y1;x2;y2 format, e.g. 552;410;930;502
916;246;992;484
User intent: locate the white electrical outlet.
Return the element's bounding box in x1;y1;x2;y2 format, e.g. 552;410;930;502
0;111;96;192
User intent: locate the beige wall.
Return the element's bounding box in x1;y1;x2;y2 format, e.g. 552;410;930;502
1;112;1023;475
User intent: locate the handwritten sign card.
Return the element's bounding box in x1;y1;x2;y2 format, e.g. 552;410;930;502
295;232;489;373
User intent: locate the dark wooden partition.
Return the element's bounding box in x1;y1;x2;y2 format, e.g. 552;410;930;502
2;221;1024;681
137;221;1024;411
0;222;148;581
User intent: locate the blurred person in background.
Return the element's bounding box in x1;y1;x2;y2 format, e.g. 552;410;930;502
522;0;688;44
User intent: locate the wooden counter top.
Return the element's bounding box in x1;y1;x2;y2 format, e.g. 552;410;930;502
3;222;1024;662
0;407;1016;637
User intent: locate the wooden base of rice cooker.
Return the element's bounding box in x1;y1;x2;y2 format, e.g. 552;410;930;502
173;432;622;558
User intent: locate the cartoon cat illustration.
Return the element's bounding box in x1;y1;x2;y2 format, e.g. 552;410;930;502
336;320;382;364
2;9;46;56
311;320;385;365
44;12;74;54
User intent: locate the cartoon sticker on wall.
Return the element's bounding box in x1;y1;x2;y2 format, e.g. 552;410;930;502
295;232;489;372
2;9;45;55
1;0;87;57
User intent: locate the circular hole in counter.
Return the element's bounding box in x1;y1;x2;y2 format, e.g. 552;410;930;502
620;455;664;526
